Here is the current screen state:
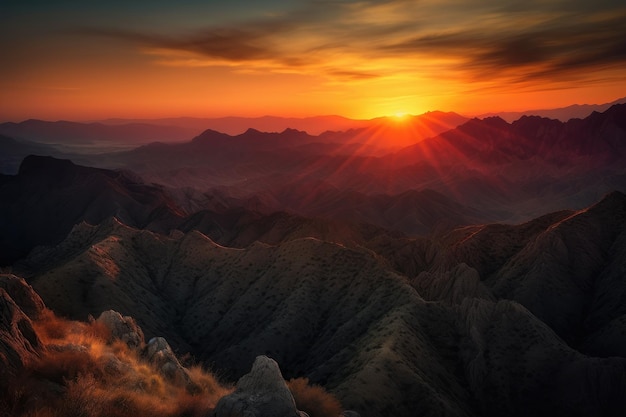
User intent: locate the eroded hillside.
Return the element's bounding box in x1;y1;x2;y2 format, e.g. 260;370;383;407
7;192;626;417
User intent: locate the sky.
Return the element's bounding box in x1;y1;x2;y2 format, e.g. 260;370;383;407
1;0;626;121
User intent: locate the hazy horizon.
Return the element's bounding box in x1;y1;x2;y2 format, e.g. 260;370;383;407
1;95;624;125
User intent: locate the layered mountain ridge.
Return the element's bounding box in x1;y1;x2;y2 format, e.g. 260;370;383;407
2;103;626;417
79;103;626;223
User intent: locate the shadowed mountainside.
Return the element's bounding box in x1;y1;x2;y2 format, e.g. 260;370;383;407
9;192;626;417
0;156;487;265
0;156;185;264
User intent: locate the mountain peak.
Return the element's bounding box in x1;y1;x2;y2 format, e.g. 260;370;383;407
18;155;76;176
243;127;263;135
281;127;304;134
192;129;231;143
588;190;626;214
480;115;509;126
214;355;302;417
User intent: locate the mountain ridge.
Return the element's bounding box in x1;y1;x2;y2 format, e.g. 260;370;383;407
8;190;626;416
478;96;626;122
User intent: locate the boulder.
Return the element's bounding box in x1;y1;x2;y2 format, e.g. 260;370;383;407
143;336;193;388
214;355;305;417
96;310;144;348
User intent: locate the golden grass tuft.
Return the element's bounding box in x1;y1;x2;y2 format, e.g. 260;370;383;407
33;310;111;345
287;377;343;417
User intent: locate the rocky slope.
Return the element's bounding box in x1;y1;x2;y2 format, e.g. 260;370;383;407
9;192;626;417
0;272;346;417
0;275;44;394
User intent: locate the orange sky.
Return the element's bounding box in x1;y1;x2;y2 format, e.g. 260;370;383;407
1;1;626;121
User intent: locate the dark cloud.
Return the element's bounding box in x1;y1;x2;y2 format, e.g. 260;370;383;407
77;23;286;62
379;9;626;84
75;0;626;85
327;69;380;80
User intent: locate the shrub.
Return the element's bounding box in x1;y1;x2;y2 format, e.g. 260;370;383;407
31;348;104;383
287;377;342;417
33;310;73;341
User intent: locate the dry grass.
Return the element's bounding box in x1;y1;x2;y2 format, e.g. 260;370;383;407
33;310;111;345
288;377;343;417
8;311;233;417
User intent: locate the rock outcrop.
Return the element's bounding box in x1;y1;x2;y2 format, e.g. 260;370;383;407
0;288;42;391
96;310;145;348
214;355;306;417
0;274;46;320
143;336;194;388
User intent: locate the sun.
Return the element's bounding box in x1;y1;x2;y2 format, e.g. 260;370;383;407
391;111;411;122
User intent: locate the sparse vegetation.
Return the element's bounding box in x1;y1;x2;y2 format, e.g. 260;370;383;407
287;377;343;417
7;312;233;417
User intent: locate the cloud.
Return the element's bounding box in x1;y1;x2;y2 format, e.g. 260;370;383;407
75;0;626;86
78;26;281;62
376;5;626;85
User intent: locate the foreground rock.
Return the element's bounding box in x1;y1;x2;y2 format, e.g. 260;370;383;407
143;336;195;389
214;355;307;417
96;309;145;348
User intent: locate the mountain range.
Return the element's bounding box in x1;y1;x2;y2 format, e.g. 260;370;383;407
74;103;626;223
0;111;468;151
1;102;626;417
479;96;626;122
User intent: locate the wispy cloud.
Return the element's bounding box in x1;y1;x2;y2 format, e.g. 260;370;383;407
76;0;626;85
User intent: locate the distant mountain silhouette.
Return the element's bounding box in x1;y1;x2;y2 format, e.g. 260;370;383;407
94;111;468;137
479;96;626;122
394;104;626;165
98;115;369;136
0;119;198;146
87;104;626;224
385;103;626;217
0;112;467;151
